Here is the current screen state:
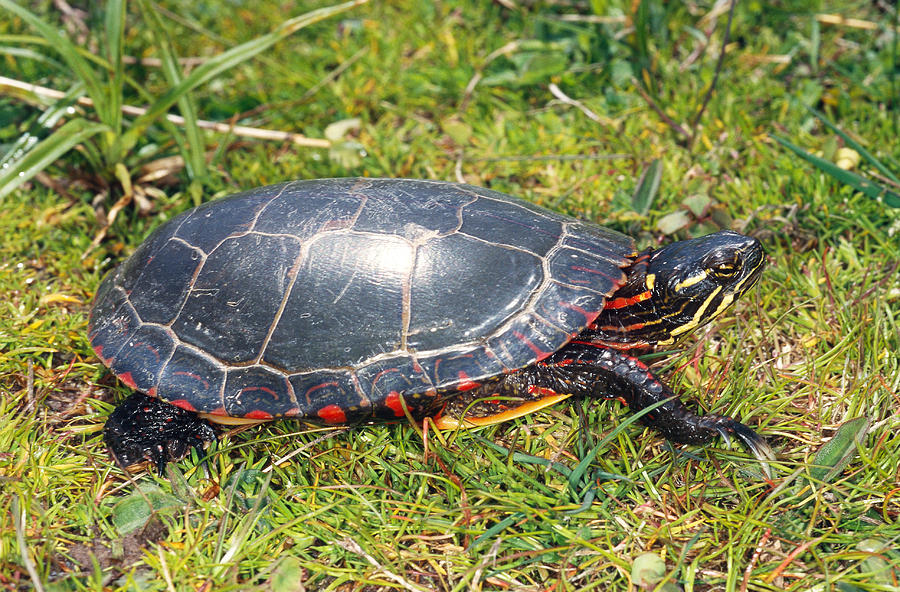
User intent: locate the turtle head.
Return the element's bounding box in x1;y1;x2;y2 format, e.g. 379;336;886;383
644;230;764;344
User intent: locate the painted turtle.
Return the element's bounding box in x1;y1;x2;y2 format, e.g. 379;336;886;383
91;178;772;475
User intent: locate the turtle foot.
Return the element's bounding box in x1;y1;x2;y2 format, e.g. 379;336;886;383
698;414;775;477
104;392;216;476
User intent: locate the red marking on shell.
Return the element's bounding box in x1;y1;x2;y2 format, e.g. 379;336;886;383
207;406;228;416
456;371;481;392
305;381;339;399
558;300;594;319
318;404;347;424
385;391;405;417
118;372;137;389
370;367;400;390
512;330;552;361
173;370;210;391
170;399;197;412
246;409;273;420
93;344;114;365
605;290;652;310
569;265;616;278
133;340;161;363
147;386;157;397
241;386;277;398
557;300;603;339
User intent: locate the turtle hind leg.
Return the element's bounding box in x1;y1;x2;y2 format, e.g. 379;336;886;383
103;392;216;475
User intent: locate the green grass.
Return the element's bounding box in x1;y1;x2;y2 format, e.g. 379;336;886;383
1;1;899;590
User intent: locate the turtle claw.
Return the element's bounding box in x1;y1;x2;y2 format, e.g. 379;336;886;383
701;415;775;478
714;426;733;448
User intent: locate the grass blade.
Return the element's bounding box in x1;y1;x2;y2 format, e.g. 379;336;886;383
0;83;84;167
771;134;900;208
631;158;662;215
120;0;369;154
0;0;108;119
0;118;110;200
806;106;900;185
565;397;670;495
137;0;205;178
103;0;127;140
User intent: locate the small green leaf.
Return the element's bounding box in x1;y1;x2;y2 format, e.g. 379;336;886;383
481;45;569;87
709;206;733;229
267;556;306;592
856;538;898;585
110;486;182;535
631;552;665;587
682;194;711;218
442;118;472;146
515;51;568;85
821;135;838;162
656;210;692;235
631;159;662;216
324;119;364;167
224;468;271;511
809;416;868;486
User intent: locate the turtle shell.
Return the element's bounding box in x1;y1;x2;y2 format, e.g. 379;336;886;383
89;178;635;423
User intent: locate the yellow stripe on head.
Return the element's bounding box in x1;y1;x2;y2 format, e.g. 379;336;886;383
668;285;723;339
673;270;708;292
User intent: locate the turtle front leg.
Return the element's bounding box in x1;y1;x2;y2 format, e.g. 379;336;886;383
503;342;774;464
104;392;216;475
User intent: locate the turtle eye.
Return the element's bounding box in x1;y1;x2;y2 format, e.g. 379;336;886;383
710;261;739;278
702;251;740;278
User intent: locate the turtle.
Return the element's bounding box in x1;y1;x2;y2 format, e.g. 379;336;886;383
90;178;772;475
